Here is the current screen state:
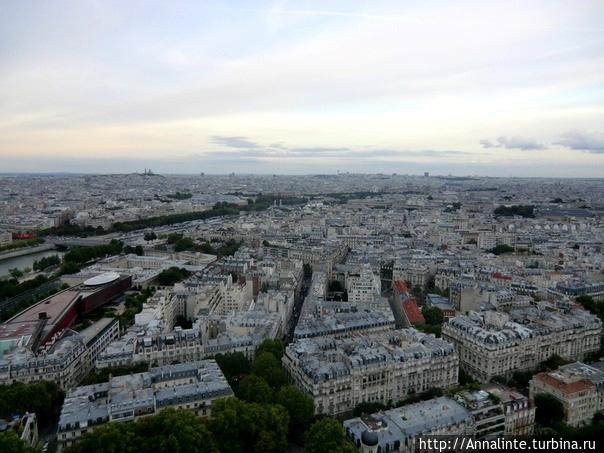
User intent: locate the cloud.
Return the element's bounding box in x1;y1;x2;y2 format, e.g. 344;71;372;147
555;131;604;153
202;145;470;161
210;136;259;148
480;136;545;150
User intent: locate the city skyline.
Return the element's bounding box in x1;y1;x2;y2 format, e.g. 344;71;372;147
1;0;604;176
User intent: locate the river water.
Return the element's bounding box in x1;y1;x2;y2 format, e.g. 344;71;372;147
0;250;65;278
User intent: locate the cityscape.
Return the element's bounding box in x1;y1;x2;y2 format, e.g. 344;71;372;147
1;1;604;453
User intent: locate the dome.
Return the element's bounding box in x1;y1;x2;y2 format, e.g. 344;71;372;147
361;430;379;447
83;272;120;286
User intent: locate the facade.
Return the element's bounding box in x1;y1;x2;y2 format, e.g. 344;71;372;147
483;385;535;436
456;390;505;438
530;371;596;427
57;360;233;451
347;264;381;304
0;230;12;247
283;329;458;416
442;304;602;382
529;361;604;427
344;397;474;453
0;318;119;389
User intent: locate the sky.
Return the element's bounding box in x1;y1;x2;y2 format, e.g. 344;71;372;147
1;0;604;176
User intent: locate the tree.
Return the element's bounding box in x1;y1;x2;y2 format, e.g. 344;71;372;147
303;263;313;279
256;339;284;359
134;245;144;256
0;430;37;453
422;306;444;325
353;401;386;417
59;261;80;275
167;233;183;244
214;352;251;385
174;237;196;252
134;408;218;453
493;205;535;218
65;422;134;453
534;393;565;428
0;381;64;428
210;398;289;453
253;352;281;373
304;418;356;453
156;267;190;286
276;385;315;442
539;354;568;372
65;409;218;453
9;268;23;279
237;375;274;404
144;231;157;241
488;244;514;255
253;352;287;390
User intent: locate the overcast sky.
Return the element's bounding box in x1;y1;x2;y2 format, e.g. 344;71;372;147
1;0;603;176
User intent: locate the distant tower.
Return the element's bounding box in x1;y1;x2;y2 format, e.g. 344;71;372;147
424;172;429;177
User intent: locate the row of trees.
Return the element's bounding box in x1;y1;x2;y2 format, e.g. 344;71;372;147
0;237;44;253
0;274;50;301
123;245;144;256
32;254;61;271
42;193;309;238
63;240;124;266
0;381;64;428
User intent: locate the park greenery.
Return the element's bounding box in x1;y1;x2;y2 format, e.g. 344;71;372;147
0;430;38;453
172;235;242;257
117;287;155;327
0;381;64;428
166;191;192;200
64;408;218;453
493;204;535;218
156;267;190;286
417;306;444;337
487;244;515;255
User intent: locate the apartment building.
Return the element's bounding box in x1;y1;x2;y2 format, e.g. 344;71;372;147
530;371;597;427
283;329;458;416
343;397;474;453
442;304;602;382
529;361;604;427
57;360;233;451
0;318;119;389
347;264;381;304
483;385;535;436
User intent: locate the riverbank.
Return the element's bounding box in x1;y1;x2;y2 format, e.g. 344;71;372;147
0;243;55;262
